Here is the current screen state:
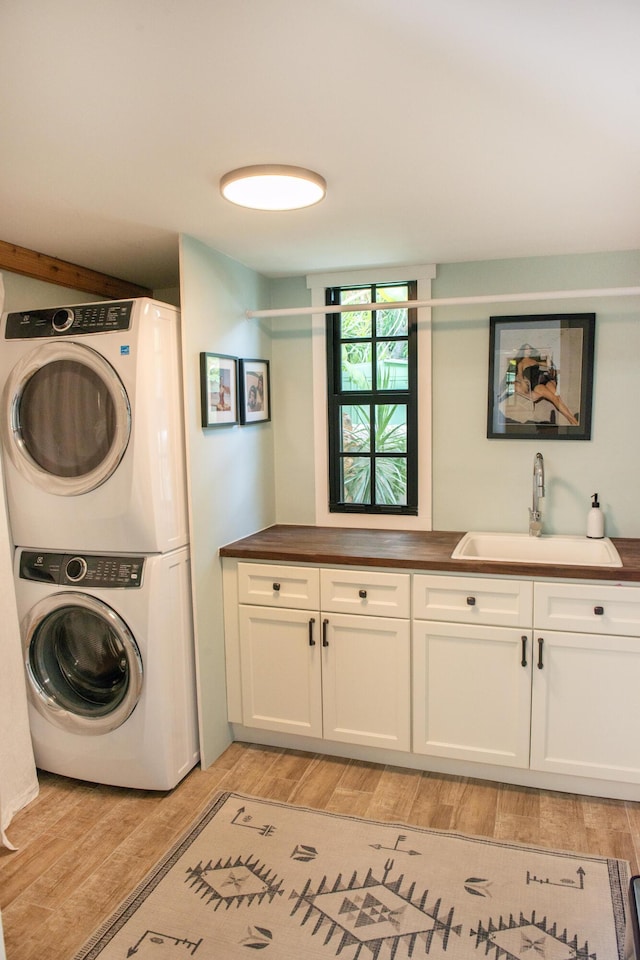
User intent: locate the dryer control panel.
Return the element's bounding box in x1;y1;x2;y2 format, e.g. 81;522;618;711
4;301;134;338
19;551;144;587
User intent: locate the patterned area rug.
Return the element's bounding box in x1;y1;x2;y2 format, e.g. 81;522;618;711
74;790;629;959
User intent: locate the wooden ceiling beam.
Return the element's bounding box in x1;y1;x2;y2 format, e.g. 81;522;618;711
0;240;153;300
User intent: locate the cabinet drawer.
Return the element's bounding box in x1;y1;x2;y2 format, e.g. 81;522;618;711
238;562;319;610
321;568;410;618
534;581;640;636
413;574;533;627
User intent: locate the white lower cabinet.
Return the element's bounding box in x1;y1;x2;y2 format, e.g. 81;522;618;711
413;573;640;787
413;621;532;767
530;579;640;784
530;629;640;783
227;560;640;795
239;604;323;737
237;563;411;751
412;574;533;768
322;613;410;750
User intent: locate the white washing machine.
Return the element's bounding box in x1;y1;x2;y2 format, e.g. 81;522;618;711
0;298;188;553
15;545;199;790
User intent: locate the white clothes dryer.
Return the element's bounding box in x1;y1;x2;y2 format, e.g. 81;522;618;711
15;545;199;790
0;298;188;553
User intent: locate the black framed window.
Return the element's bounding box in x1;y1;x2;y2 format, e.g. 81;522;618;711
326;281;418;515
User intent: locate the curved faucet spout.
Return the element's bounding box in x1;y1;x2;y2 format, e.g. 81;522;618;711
529;452;545;536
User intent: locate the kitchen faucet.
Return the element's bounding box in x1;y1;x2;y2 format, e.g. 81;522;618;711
529;452;545;537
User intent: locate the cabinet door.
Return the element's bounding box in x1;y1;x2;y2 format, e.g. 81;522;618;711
530;630;640;784
239;605;322;737
413;621;532;767
322;614;411;751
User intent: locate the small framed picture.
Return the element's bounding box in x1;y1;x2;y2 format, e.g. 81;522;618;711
200;353;238;427
239;358;271;425
487;313;595;440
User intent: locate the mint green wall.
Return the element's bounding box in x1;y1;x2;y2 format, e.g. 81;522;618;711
432;252;640;537
271;250;640;538
2;272;105;310
270;276;316;524
179;236;274;765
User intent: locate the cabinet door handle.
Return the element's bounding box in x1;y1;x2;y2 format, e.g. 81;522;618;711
272;582;281;592
322;618;329;647
537;637;544;669
466;596;476;606
594;605;604;616
358;589;367;599
308;617;316;646
521;635;527;667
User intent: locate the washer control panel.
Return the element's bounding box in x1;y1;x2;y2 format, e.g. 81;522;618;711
4;301;134;339
19;551;144;587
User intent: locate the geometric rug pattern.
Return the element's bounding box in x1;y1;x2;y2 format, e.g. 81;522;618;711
73;791;630;959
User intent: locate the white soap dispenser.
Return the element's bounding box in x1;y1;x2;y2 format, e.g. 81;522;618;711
587;493;605;539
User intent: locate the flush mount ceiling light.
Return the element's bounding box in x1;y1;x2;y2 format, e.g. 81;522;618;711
220;164;326;211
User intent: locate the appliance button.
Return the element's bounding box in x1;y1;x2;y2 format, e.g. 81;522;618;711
65;556;88;582
51;308;75;332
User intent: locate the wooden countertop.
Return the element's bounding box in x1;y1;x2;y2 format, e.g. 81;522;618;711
220;525;640;582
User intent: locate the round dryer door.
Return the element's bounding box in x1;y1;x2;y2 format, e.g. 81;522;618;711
23;592;143;735
2;341;131;496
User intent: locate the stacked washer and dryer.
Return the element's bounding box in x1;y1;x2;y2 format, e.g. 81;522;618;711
0;298;199;790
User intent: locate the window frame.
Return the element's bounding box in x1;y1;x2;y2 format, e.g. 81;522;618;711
325;281;418;516
307;264;435;532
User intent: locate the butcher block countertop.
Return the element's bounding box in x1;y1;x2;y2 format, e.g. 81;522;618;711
220;525;640;582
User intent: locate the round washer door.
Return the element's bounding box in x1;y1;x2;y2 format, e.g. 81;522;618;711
2;341;131;496
23;592;143;735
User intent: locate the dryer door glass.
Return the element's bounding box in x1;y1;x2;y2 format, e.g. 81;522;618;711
25;595;143;735
20;360;116;476
3;342;131;496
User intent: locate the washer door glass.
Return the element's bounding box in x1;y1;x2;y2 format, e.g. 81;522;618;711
2;342;131;496
24;593;143;735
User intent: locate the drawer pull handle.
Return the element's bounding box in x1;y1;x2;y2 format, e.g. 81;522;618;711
308;617;316;646
521;635;527;668
466;596;476;606
537;637;544;669
272;582;281;592
594;605;604;616
358;589;367;599
322;618;329;647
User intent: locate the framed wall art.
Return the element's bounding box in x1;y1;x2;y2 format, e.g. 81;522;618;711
239;358;271;424
487;313;595;440
199;353;238;427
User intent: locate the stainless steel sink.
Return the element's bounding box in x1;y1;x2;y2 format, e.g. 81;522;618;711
451;531;622;567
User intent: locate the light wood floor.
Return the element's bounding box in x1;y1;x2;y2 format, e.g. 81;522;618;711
2;741;639;960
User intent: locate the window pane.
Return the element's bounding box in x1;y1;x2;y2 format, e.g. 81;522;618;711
341;456;371;504
375;457;407;506
341;405;370;453
376;285;409;337
341;310;372;339
377;341;409;390
342;287;371;306
374;404;407;452
340;289;372;339
341;343;372;391
377;285;408;303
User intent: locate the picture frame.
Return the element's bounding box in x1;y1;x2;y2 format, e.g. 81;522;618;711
199;353;238;427
239;358;271;425
487;313;595;440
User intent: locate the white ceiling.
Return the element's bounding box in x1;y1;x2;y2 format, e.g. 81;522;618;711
1;0;639;291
